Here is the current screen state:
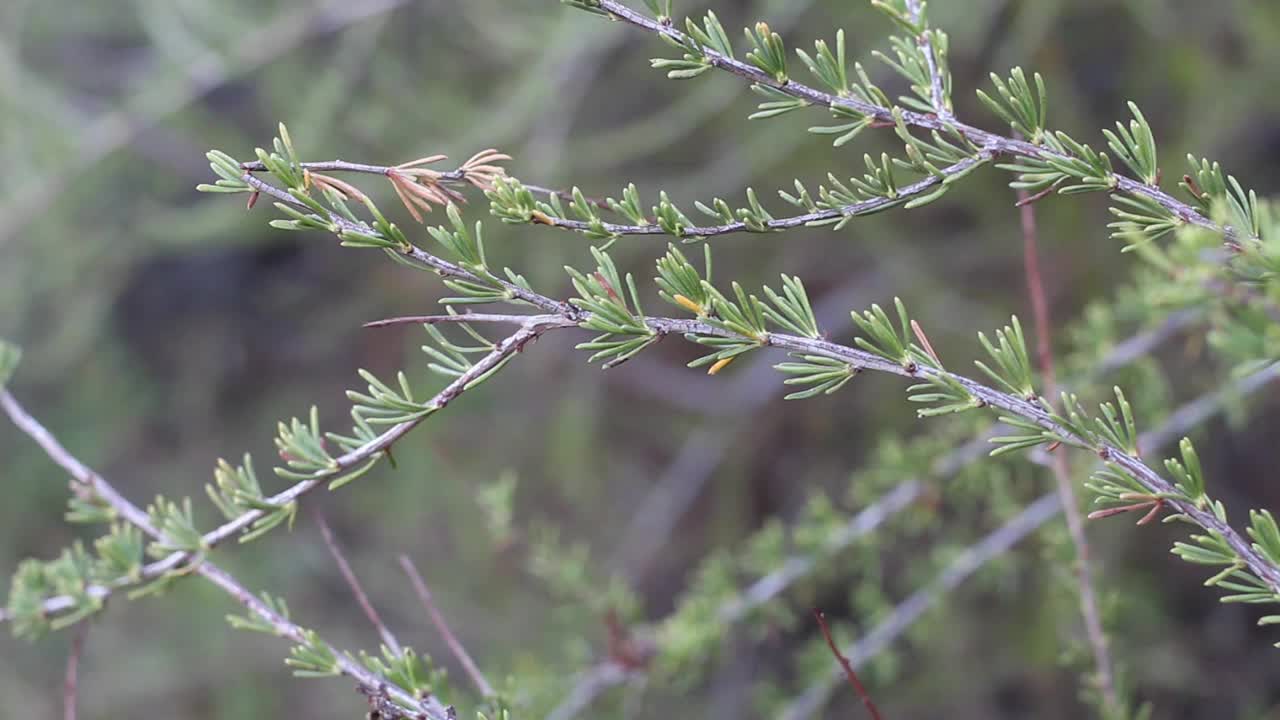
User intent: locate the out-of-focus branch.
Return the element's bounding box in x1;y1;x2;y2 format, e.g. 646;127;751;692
63;623;88;720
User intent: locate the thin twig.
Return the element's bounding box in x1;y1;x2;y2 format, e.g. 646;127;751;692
63;622;88;720
0;391;455;720
314;510;402;654
814;610;884;720
270;153;993;240
399;555;496;698
1016;186;1118;710
365;313;552;328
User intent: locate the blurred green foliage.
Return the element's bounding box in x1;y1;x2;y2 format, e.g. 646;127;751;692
4;0;1280;718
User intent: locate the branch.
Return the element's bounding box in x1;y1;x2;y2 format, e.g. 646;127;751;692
259;153;992;240
1;322;550;630
589;0;1228;242
0;391;456;720
715;308;1196;624
234;171;1280;612
542;310;1195;720
242;173;582;319
247;151;988;240
399;555;496;698
779;362;1280;719
536;154;992;239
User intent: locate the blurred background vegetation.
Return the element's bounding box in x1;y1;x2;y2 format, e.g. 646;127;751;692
3;0;1280;717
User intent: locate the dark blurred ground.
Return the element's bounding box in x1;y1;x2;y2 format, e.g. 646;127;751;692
2;0;1280;718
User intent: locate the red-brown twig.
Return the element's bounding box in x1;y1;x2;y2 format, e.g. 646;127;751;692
813;610;883;720
398;555;495;697
314;510;402;654
1016;186;1119;711
64;623;88;720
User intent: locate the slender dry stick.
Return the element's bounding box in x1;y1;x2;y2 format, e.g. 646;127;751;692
0;391;455;720
398;555;496;698
63;623;88;720
780;362;1280;719
1016;187;1118;710
314;510;402;655
814;610;884;720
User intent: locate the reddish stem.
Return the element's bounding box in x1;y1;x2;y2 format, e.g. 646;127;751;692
813;610;884;720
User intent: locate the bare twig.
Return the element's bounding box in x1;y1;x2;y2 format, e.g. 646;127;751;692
0;391;455;720
63;623;88;720
314;510;402;654
399;555;495;698
1016;186;1118;709
814;610;884;720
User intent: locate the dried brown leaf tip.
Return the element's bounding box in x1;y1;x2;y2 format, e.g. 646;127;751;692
307;171;370;205
386;150;510;223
